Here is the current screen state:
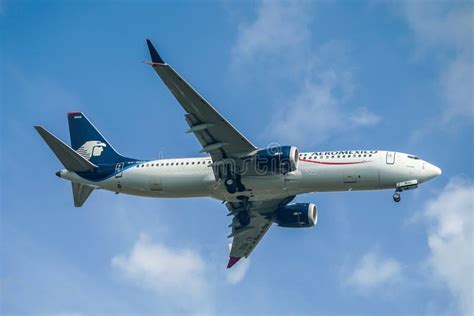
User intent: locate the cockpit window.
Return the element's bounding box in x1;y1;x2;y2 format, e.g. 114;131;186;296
407;155;420;160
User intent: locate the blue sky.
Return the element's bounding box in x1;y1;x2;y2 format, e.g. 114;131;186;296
1;1;473;315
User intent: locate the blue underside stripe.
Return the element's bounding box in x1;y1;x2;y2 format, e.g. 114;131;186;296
76;161;147;182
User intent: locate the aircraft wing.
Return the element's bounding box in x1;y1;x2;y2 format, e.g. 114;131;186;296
146;39;258;160
225;197;294;268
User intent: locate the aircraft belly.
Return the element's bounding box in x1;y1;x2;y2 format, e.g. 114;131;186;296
243;175;288;200
298;163;381;192
160;172;214;197
115;168;215;198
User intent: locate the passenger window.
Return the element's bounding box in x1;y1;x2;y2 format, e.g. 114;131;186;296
192;162;195;165
166;163;169;166
186;162;189;165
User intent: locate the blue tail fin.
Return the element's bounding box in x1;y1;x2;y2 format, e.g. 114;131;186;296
67;112;130;165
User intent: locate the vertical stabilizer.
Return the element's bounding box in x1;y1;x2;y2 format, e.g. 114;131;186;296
67;112;126;166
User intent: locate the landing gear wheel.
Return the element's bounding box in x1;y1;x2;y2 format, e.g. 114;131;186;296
224;178;237;194
393;192;401;203
237;211;251;227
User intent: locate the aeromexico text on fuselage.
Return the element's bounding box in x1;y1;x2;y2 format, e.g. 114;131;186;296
309;150;378;156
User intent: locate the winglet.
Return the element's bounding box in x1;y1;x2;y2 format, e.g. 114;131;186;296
227;256;241;269
146;39;165;64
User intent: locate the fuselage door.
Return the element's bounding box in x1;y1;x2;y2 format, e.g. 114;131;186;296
115;162;124;178
386;152;396;165
343;170;358;183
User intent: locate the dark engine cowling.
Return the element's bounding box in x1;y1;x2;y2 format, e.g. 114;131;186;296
273;203;318;228
255;145;299;174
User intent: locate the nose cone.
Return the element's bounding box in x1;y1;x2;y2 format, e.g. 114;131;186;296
426;163;442;180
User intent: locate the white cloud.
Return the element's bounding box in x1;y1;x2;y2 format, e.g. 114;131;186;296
231;1;380;146
403;2;474;122
265;44;380;145
226;258;250;285
232;0;311;66
440;52;474;121
349;106;382;127
111;233;212;313
420;177;474;316
347;251;402;291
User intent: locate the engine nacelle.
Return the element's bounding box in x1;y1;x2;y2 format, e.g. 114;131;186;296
255;145;299;174
273;203;318;228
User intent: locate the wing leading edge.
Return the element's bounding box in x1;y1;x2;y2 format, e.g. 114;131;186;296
145;39;258;161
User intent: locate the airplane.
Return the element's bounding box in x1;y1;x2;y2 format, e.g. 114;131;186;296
34;39;442;268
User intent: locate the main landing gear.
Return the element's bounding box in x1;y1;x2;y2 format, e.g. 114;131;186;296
236;196;251;227
393;192;401;203
237;210;251;226
224;174;246;194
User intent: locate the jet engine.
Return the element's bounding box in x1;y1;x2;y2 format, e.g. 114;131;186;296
255;145;299;174
273;203;318;228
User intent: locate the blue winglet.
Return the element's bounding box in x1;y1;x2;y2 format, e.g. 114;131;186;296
146;39;165;64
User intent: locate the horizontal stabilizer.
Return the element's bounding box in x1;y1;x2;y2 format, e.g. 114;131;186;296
72;182;94;207
34;126;97;172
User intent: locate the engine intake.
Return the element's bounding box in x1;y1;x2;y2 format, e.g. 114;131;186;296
273;203;318;228
255;145;299;174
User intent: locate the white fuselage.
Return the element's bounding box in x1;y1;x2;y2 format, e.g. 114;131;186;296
59;150;441;202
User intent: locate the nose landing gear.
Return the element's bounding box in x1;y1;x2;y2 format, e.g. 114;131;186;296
392;180;418;203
